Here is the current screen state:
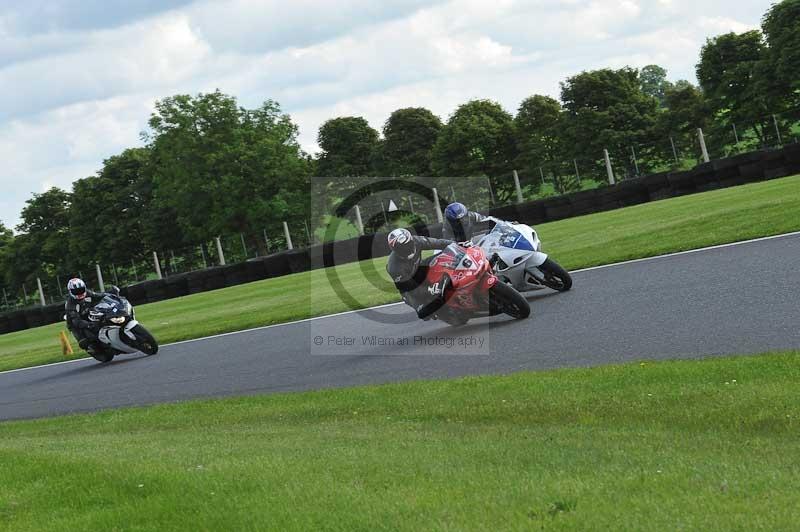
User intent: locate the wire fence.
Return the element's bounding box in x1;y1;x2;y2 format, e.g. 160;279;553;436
3;107;799;313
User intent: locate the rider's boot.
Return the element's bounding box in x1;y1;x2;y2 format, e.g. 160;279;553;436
78;338;102;356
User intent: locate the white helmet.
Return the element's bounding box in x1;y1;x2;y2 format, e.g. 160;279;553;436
388;228;416;259
67;278;87;300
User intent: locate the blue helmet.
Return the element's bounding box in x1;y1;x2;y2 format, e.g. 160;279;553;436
444;202;467;222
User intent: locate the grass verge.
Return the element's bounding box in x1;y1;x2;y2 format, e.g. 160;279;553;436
1;351;798;531
2;174;800;371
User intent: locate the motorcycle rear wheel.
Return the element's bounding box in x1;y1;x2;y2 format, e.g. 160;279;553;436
90;349;114;363
489;281;530;319
438;311;470;326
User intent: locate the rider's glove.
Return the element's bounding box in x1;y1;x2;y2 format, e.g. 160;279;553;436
459;240;474;248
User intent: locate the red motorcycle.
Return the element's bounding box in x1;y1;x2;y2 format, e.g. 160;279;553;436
426;243;530;326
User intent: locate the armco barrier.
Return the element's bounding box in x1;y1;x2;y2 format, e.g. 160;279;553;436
4;144;800;334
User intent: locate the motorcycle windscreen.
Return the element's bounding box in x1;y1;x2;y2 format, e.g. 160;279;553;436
491;225;534;251
432;244;466;269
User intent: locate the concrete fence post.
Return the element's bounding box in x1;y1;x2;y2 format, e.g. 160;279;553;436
240;233;248;258
773;115;783;146
512;170;524;203
603;149;615;185
697;128;710;163
485;178;496;205
153;251;163;279
304;219;312;245
263;229;271;253
407;196;415;215
36;277;46;306
95;263;105;292
732;123;740;145
431;187;444;223
539;167;545;185
200;245;208;268
215;237;226;266
669;136;679;164
354;205;365;235
283;221;293;250
573;159;581;184
2;287;8;308
630;146;640;176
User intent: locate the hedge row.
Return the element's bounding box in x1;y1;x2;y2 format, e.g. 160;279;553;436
2;144;799;335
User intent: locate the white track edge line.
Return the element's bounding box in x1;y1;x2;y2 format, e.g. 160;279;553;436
3;230;799;376
570;230;800;272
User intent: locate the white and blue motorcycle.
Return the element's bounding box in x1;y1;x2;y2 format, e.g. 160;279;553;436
67;287;159;363
475;221;572;293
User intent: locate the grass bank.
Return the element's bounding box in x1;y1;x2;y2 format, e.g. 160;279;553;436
2;174;799;371
1;351;798;531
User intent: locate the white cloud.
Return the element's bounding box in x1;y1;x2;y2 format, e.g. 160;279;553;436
0;0;775;229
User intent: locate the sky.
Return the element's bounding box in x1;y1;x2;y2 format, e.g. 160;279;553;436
0;0;773;230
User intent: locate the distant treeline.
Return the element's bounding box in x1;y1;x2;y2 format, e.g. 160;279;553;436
0;0;798;289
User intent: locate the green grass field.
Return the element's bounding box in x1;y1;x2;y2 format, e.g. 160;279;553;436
2;173;800;372
1;351;798;531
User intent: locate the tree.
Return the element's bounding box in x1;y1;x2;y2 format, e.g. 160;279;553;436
560;68;659;177
513;95;563;181
381;108;442;176
760;0;800;112
431;99;517;179
0;222;12;289
5;188;72;285
146;91;311;251
69;148;173;266
659;83;710;135
697;31;770;141
653;82;712;164
0;222;11;250
640;65;671;107
316;117;380;177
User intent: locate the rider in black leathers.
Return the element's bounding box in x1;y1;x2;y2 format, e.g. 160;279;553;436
386;228;455;320
64;278;113;354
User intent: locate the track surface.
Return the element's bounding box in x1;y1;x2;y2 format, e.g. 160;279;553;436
2;234;799;421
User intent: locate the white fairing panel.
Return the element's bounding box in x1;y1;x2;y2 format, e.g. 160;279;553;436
98;321;140;354
477;222;549;291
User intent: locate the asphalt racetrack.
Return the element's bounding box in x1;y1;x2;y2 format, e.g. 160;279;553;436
2;233;799;421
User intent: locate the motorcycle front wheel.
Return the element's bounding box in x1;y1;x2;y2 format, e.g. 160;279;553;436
129;324;159;355
489;281;530;319
535;258;573;292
